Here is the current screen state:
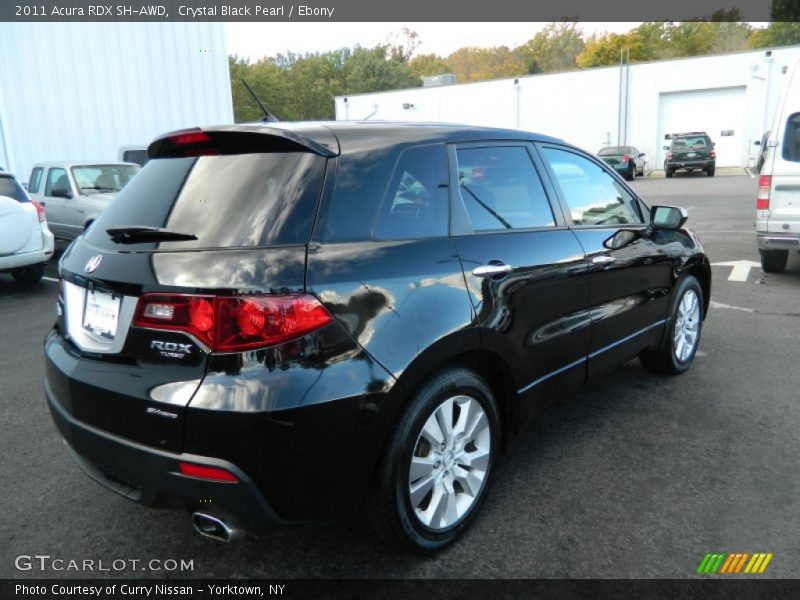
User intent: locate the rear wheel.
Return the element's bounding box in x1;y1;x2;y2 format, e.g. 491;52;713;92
627;164;635;180
640;276;703;375
706;166;715;177
665;169;674;178
367;367;500;552
11;263;45;284
760;249;788;273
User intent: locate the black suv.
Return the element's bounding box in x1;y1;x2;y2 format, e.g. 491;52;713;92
45;123;711;552
663;132;716;177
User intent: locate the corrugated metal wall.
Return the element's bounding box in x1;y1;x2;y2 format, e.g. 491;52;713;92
0;22;233;182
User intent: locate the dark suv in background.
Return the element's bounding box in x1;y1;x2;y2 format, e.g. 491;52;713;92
663;132;716;177
45;123;710;552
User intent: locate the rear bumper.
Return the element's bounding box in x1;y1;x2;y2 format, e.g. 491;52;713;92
666;160;714;170
757;232;800;251
45;379;287;534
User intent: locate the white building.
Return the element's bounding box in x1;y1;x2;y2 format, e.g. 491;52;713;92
0;23;233;182
335;46;800;168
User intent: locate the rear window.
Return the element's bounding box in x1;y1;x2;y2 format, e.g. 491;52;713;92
782;113;800;162
0;175;29;203
671;136;709;149
598;146;625;156
85;152;326;249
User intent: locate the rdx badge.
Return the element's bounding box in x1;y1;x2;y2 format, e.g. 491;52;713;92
151;340;193;358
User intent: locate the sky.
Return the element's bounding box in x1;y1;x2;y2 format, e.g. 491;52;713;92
225;22;640;61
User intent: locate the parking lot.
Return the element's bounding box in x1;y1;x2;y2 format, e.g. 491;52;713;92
2;172;799;579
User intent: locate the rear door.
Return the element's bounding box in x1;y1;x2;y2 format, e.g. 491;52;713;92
766;112;800;235
538;144;674;378
449;142;591;400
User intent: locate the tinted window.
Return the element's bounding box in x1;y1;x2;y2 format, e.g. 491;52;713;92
373;145;448;240
28;167;43;193
598;146;625;156
455;146;554;232
84;153;326;249
0;175;29;203
542;147;643;226
782;113;800;162
671;136;709;150
45;168;69;195
122;149;149;166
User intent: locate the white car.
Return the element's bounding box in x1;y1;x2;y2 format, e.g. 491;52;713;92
757;57;800;273
0;171;54;283
27;161;140;240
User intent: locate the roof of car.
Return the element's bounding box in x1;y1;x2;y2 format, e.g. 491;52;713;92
150;121;568;159
31;161;140;168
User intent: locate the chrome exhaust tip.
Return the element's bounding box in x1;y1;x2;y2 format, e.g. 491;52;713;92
191;512;243;543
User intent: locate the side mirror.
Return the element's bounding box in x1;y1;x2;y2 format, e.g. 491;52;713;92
51;187;72;199
662;145;670;150
603;229;641;250
651;205;688;230
712;142;716;147
754;140;761;146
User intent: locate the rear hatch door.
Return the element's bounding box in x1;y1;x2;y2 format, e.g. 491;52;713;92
51;128;334;451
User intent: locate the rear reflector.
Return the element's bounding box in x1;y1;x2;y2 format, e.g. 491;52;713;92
133;293;333;352
178;462;238;483
757;175;771;210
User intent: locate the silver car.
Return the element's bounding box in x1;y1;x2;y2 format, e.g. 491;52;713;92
27;161;140;239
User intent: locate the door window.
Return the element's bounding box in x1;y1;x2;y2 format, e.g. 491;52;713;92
455;146;555;232
28;167;43;193
45;168;69;195
541;147;643;226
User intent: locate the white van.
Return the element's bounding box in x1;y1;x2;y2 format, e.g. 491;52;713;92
756;58;800;273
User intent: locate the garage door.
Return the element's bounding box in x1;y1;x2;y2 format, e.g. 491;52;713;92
656;86;746;168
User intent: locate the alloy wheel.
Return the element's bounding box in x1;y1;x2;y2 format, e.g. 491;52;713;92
673;289;700;362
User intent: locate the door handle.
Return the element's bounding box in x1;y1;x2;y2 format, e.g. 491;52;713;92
473;263;513;278
591;254;615;265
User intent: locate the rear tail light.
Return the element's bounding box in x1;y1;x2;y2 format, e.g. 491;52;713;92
133;293;333;352
666;152;673;160
622;154;630;163
178;462;238;483
30;199;45;222
757;175;772;210
710;150;716;159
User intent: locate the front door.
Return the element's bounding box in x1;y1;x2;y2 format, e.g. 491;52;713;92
538;144;674;378
42;167;75;238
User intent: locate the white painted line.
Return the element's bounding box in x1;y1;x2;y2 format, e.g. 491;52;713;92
42;276;59;283
745;167;756;179
710;300;755;313
696;350;708;357
710;260;761;282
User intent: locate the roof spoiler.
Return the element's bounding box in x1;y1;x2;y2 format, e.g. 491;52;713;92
148;125;339;159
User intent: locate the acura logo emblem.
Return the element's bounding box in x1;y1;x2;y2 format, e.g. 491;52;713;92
84;255;103;273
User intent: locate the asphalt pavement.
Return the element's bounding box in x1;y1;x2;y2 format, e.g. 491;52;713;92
2;172;799;579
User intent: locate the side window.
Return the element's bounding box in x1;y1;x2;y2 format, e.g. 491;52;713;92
541;147;643;226
28;167;43;193
455;146;554;232
45;168;68;195
782;113;800;162
373;145;448;241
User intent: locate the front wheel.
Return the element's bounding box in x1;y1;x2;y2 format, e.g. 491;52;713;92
367;368;500;553
640;276;703;375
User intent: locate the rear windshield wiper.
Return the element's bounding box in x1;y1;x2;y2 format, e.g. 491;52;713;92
106;226;198;244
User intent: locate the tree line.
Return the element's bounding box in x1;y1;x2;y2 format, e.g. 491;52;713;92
230;17;800;122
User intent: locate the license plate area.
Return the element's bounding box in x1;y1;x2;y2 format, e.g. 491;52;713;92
82;289;122;340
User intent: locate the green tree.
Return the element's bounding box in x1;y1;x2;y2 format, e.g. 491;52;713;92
409;53;453;78
515;21;585;74
772;0;800;21
750;22;800;48
446;46;527;82
576;32;648;68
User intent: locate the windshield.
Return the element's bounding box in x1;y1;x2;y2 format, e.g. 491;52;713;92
71;164;140;194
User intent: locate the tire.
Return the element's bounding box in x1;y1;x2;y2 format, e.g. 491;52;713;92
760;249;788;273
11;263;46;284
706;167;715;177
627;164;635;181
366;367;501;553
665;169;674;178
640;275;703;375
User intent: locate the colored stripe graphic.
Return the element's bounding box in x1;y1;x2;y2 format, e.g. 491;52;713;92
697;552;773;575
